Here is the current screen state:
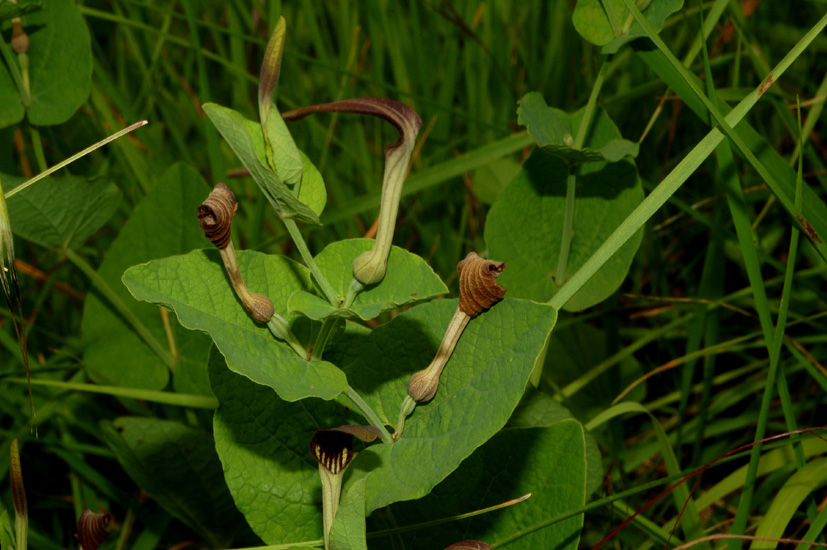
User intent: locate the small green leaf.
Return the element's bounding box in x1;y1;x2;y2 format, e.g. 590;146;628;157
82;164;212;391
7;175;121;250
383;423;586;550
22;0;92;125
291;239;448;321
329;478;367;550
518;93;639;163
332;299;557;512
572;0;684;53
123;249;348;402
484;150;644;311
203;103;319;225
99;417;251;548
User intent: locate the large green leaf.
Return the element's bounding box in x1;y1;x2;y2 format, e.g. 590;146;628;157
330;478;367;550
572;0;684;53
288;239;448;321
377;422;586;550
332;299;558;512
508;388;603;496
99;417;252;548
15;0;91;125
209;348;352;544
211;299;556;543
203;103;320;224
263;109;303;186
485;150;643;311
518;93;638;163
123;249;348;401
82;164;211;391
7;175;120;250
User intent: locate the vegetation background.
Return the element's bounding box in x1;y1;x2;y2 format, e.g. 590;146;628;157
1;1;826;549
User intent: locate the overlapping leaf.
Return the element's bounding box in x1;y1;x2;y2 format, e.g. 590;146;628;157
124;249;348;401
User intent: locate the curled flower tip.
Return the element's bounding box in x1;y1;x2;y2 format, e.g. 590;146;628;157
76;510;112;550
457;252;506;317
444;541;493;550
197;183;237;250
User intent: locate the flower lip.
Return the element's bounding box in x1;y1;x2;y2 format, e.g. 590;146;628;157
309;425;382;475
76;510;112;550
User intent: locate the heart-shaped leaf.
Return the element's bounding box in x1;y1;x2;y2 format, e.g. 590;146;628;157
19;0;92;125
7;175;120;250
572;0;684;53
485;150;643;311
288;239;448;321
518;92;638;164
123;249;348;401
82;164;211;391
203;102;319;224
377;422;586;550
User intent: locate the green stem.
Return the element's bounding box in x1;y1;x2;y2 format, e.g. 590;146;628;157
267;315;308;359
311;318;337;361
64;248;176;369
282;218;339;306
345;385;393;445
28;126;47;174
5;121;148;199
0;32;26;104
318;466;342;550
554;56;610;287
554;171;577;286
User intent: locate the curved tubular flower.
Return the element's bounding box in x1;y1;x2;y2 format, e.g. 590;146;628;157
283;98;423;285
407;252;506;402
197;184;274;323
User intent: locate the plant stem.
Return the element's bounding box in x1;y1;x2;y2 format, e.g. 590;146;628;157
267;315;308;359
282;218;339;306
553;55;610;288
0;32;26;103
29;126;47;174
345;385;393;445
318;466;341;550
554;171;577;286
394;395;416;440
64;248;176;369
310;318;337;360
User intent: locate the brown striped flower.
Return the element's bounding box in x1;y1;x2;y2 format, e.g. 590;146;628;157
408;252;505;402
198;184;274;323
